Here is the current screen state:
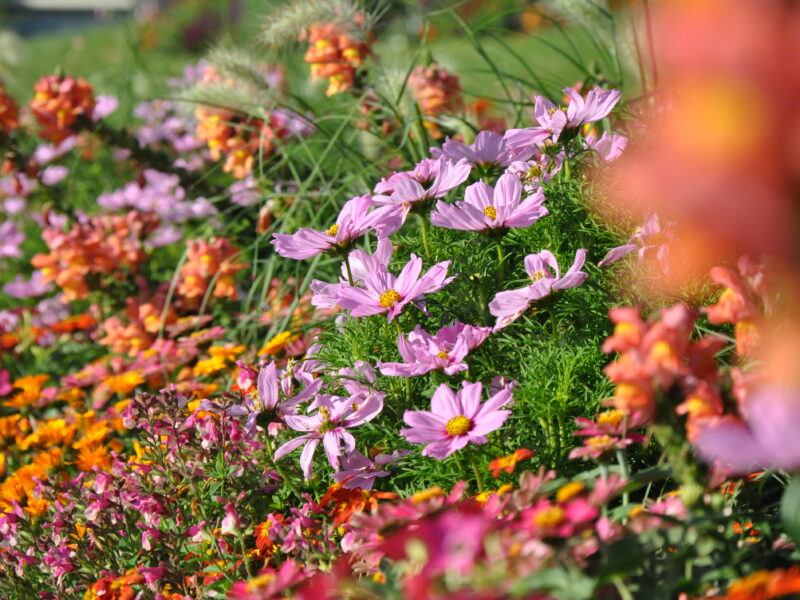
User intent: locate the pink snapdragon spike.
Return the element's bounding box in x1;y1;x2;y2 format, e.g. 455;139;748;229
489;249;589;329
332;449;409;490
378;321;492;377
336;254;455;321
431;130;535;167
429;173;548;233
505;87;622;148
695;385;800;474
271;194;401;260
400;381;515;459
598;212;673;269
275;392;384;478
373;158;471;218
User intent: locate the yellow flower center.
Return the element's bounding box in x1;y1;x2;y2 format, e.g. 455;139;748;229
435;351;448;359
530;270;546;281
326;224;339;237
483;205;497;220
556;481;585;503
587;435;613;447
445;415;471;436
596;410;624;427
318;406;335;433
379;289;403;308
246;573;275;592
533;505;565;528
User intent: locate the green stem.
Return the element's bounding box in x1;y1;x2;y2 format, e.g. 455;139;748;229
419;214;432;260
465;445;485;494
264;434;303;500
495;239;506;280
616;448;630;505
343;255;355;286
237;532;254;579
563;155;571;181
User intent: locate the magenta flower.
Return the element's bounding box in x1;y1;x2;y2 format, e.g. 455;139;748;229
598;213;673;269
695;385;800;474
489;249;588;329
431;130;535;167
336;254;455;321
272;194;401;260
400;381;514;459
429;173;547;233
374;157;471;218
373;158;441;195
378;321;491;377
275;392;384;478
505;87;622;148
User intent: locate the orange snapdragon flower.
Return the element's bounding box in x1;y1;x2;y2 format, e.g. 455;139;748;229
0;81;19;134
178;237;247;305
488;448;535;478
30;75;95;144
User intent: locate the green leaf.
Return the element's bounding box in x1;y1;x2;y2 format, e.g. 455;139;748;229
781;473;800;546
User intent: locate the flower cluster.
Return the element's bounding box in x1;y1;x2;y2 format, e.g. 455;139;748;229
407;63;463;137
178;237;248;305
302;20;372;96
30;75;96;144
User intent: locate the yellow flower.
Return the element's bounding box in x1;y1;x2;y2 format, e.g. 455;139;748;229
193;355;228;376
19;419;76;450
208;344;246;362
258;331;300;356
104;371;146;395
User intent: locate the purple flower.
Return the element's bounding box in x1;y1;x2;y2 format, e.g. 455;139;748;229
489;249;588;329
695;385;800;474
583;131;627;162
374;158;471;218
3;271;53;299
229;175;260;207
336;254;455;321
598;213;673;269
400;381;515;459
431;131;535;167
91;95;119;121
40;165;69;186
275;392;384;478
378;321;491;377
332;449;409;490
0;221;24;260
505;87;621;148
429;173;547;233
272;194;402;260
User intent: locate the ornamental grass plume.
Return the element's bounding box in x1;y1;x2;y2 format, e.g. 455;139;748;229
430;172;548;233
400;381;514;459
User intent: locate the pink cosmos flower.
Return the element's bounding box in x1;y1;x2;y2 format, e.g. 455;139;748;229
505;87;622;148
506;152;564;195
311;240;394;311
400;381;515;459
583;131;627;162
598;212;673;269
272;194;401;260
374;157;471;219
489;249;589;329
429;173;548;233
336;254;455;321
378;321;492;377
373;158;441;195
331;449;409;490
695;385;800;474
275;392;384;478
431;130;535;167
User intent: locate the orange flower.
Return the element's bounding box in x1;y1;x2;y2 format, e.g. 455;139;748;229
104;371;145;395
317;482;398;525
258;331;301;356
30;75;95;144
75;444;112;472
6;374;51;409
0;81;19;134
712;566;800;600
487;448;535;478
19;419;76;450
178;237;247;305
193;356;228;377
